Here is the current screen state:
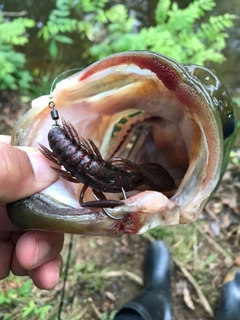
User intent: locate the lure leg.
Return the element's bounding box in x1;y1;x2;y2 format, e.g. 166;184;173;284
106;157;142;172
62;118;81;146
88;139;103;160
108;157;175;191
50;167;80;183
79;185;124;208
92;188;127;220
38;143;60;165
62;118;94;155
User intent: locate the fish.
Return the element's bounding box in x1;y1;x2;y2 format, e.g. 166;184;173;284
7;51;236;237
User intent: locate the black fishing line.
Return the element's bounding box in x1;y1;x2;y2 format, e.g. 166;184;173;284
57;234;74;320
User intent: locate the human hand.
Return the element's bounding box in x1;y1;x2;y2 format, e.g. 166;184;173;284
0;135;64;289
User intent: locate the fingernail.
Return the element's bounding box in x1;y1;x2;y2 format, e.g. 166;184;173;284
55;261;62;281
28;151;59;183
34;240;51;265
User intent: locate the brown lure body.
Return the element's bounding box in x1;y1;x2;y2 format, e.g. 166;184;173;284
39;118;175;208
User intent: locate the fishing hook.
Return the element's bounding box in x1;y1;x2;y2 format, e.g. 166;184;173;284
92;187;128;220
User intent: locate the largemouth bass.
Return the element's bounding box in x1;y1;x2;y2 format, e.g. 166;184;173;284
7;51;236;237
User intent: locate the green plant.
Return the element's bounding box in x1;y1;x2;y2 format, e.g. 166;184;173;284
42;0;236;65
230;150;240;166
0;277;52;319
0;0;236;92
0;278;32;305
38;0;108;58
101;310;117;320
37;0;76;58
90;0;236;65
0;14;35;90
22;300;51;319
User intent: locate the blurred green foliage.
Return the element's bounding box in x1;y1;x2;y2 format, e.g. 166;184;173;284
37;0;110;58
0;0;236;92
89;0;236;64
37;0;76;58
0;14;35;90
0;276;52;319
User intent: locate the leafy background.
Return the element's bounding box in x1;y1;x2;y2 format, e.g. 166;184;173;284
0;0;237;92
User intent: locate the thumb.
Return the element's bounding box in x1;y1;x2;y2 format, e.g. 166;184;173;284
0;142;58;203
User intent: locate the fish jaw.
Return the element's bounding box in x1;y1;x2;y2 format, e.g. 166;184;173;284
7;51;235;236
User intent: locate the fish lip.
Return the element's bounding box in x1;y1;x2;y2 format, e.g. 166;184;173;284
7;193;125;237
9;51;226;234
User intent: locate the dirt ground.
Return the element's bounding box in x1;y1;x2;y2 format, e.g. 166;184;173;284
1;91;240;320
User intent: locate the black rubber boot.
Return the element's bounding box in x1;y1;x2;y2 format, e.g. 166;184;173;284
215;269;240;320
114;241;174;320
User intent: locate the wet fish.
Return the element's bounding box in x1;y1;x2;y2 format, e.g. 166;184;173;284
7;51;236;237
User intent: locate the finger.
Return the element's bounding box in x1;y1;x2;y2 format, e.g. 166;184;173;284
0;204;20;231
11;250;28;276
16;231;64;269
11;231;28;275
0;237;14;279
10;231;25;244
0;143;59;203
28;254;63;290
0;231;10;240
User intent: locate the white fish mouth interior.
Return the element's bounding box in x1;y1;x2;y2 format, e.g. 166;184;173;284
41;67;204;209
42;104;200;210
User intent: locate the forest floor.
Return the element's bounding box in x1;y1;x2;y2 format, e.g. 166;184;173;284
0;91;240;320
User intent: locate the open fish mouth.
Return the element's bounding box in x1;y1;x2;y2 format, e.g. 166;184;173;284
7;51;235;237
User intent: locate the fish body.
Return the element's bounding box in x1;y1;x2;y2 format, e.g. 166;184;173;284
7;51;236;236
